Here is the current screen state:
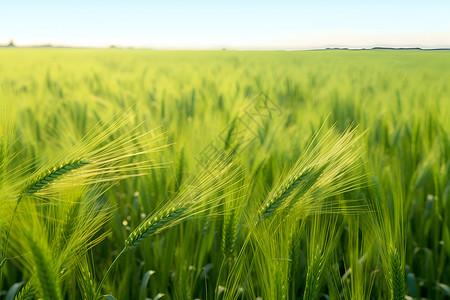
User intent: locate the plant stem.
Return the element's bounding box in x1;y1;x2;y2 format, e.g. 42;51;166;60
0;195;22;287
94;248;126;300
1;195;22;261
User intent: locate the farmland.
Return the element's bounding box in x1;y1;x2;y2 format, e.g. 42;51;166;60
0;48;449;299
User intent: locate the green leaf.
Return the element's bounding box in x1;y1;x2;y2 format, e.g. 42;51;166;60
139;270;156;300
437;283;450;296
153;293;165;300
5;282;24;300
442;225;450;257
406;273;418;297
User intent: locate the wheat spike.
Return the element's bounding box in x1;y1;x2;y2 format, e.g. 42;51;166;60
125;206;188;250
23;158;89;196
14;280;35;300
25;232;62;300
303;248;325;300
77;260;97;300
259;165;325;220
222;210;239;259
258;126;365;222
389;246;405;300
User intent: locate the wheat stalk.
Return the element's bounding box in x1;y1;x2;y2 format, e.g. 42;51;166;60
1;158;90;272
257;126;365;222
94;154;242;299
288;222;301;282
174;146;185;192
94;205;189;298
0;135;5;179
94;205;186;299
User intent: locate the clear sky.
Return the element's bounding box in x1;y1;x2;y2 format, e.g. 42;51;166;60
1;0;449;49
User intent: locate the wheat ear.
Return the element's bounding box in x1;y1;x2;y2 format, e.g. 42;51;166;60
259;165;325;220
78;260;97;300
125;206;188;250
14;280;35;300
26;232;62;300
1;158;90;270
389;246;405;300
23;158;89;195
303;248;325;300
222;210;239;260
95;153;241;299
94;205;188;299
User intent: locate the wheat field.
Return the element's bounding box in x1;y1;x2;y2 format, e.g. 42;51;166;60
0;48;449;299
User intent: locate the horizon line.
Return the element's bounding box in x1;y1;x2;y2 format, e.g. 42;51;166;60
1;41;450;51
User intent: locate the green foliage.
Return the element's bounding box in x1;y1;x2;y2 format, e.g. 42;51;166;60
0;49;449;299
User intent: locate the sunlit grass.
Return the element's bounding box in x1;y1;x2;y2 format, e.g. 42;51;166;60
0;48;449;299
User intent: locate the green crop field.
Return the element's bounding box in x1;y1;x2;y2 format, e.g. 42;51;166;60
0;49;449;299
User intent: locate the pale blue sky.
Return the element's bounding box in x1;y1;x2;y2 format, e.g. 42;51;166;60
1;0;449;49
